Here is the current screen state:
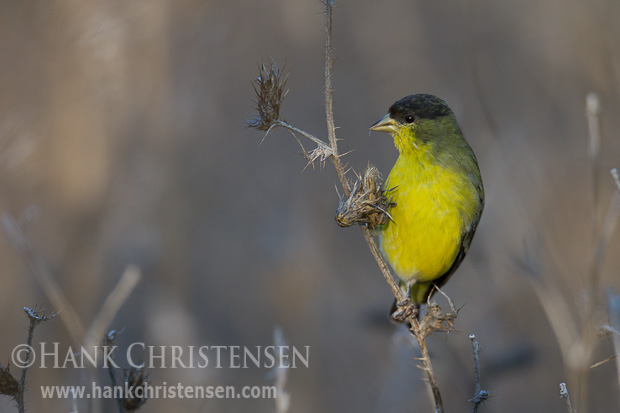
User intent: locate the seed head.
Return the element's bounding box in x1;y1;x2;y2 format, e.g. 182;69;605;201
248;60;289;131
335;164;395;228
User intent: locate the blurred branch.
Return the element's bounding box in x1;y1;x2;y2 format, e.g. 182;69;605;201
79;266;141;413
273;327;291;413
103;330;125;413
1;213;86;345
612;168;620;194
589;354;617;369
1;214;142;352
559;383;576;413
605;289;620;407
518;97;620;412
586;93;602;221
520;237;581;366
84;266;142;356
588;167;620;310
1;213;142;413
70;387;79;413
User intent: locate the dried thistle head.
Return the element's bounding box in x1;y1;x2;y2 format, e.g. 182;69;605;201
415;288;459;339
0;363;18;397
417;302;457;339
247;60;288;131
123;366;148;411
335;164;395;228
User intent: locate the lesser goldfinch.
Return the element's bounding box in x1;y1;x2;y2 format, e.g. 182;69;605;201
369;94;484;318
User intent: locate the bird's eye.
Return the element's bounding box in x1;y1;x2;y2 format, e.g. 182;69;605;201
404;115;415;123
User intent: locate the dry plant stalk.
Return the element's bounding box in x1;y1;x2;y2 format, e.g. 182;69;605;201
248;2;458;411
1;214;143;413
572;97;620;410
84;266;142;358
4;307;57;413
273;327;291;413
103;329;149;413
586;93;602;218
604;290;620;407
1;214;86;346
520;94;620;411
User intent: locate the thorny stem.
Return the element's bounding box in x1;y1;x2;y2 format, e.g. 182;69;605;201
274;120;331;151
323;1;350;197
411;320;444;413
274;125;405;303
362;226;442;412
320;1;443;411
16;323;36;413
17;308;55;413
360;226;405;301
469;334;488;413
320;1;405;304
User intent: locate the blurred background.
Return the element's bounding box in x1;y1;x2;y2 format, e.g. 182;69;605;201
1;0;620;412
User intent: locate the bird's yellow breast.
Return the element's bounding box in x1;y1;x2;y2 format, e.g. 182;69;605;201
380;151;476;283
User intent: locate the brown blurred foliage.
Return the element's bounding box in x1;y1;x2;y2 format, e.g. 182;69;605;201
1;0;620;412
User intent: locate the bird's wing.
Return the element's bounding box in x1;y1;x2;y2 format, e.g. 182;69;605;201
424;182;484;301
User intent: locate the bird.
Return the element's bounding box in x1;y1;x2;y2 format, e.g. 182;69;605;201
369;94;484;320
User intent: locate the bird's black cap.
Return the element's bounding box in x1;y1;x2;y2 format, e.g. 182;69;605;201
389;94;453;123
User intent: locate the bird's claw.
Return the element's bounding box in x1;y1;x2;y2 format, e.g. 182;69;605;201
391;298;418;322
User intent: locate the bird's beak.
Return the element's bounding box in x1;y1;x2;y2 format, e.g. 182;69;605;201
369;113;398;133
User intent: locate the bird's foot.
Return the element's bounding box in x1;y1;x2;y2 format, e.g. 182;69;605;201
391;298;418;322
